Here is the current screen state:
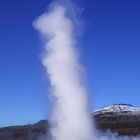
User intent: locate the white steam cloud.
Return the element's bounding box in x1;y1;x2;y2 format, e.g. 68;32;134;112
34;1;140;140
34;2;96;140
96;131;140;140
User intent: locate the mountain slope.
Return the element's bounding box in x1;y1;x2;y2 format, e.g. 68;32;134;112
94;104;140;136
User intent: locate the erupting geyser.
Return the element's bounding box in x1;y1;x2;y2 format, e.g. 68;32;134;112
34;1;96;140
33;1;140;140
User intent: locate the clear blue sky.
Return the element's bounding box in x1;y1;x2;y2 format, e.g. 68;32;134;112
0;0;140;127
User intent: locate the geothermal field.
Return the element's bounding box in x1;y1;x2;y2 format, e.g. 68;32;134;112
0;0;140;140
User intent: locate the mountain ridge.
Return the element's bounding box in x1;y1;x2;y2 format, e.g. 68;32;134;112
95;104;140;114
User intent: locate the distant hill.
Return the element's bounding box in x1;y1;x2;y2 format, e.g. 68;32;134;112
94;104;140;136
1;104;140;140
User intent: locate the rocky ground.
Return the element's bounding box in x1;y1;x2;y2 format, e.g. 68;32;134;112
0;104;140;140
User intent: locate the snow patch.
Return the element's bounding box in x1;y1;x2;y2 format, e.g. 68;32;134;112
94;104;140;115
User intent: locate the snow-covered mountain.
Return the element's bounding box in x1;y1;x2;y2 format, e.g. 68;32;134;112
94;104;140;136
94;104;140;115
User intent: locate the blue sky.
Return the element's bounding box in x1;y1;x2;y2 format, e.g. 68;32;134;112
0;0;140;127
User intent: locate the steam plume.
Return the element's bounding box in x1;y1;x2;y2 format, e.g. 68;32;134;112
34;2;95;140
34;1;140;140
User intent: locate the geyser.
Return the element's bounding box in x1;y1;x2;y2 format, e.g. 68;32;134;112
34;2;96;140
34;1;140;140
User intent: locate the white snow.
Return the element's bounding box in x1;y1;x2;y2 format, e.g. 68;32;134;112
94;104;140;115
